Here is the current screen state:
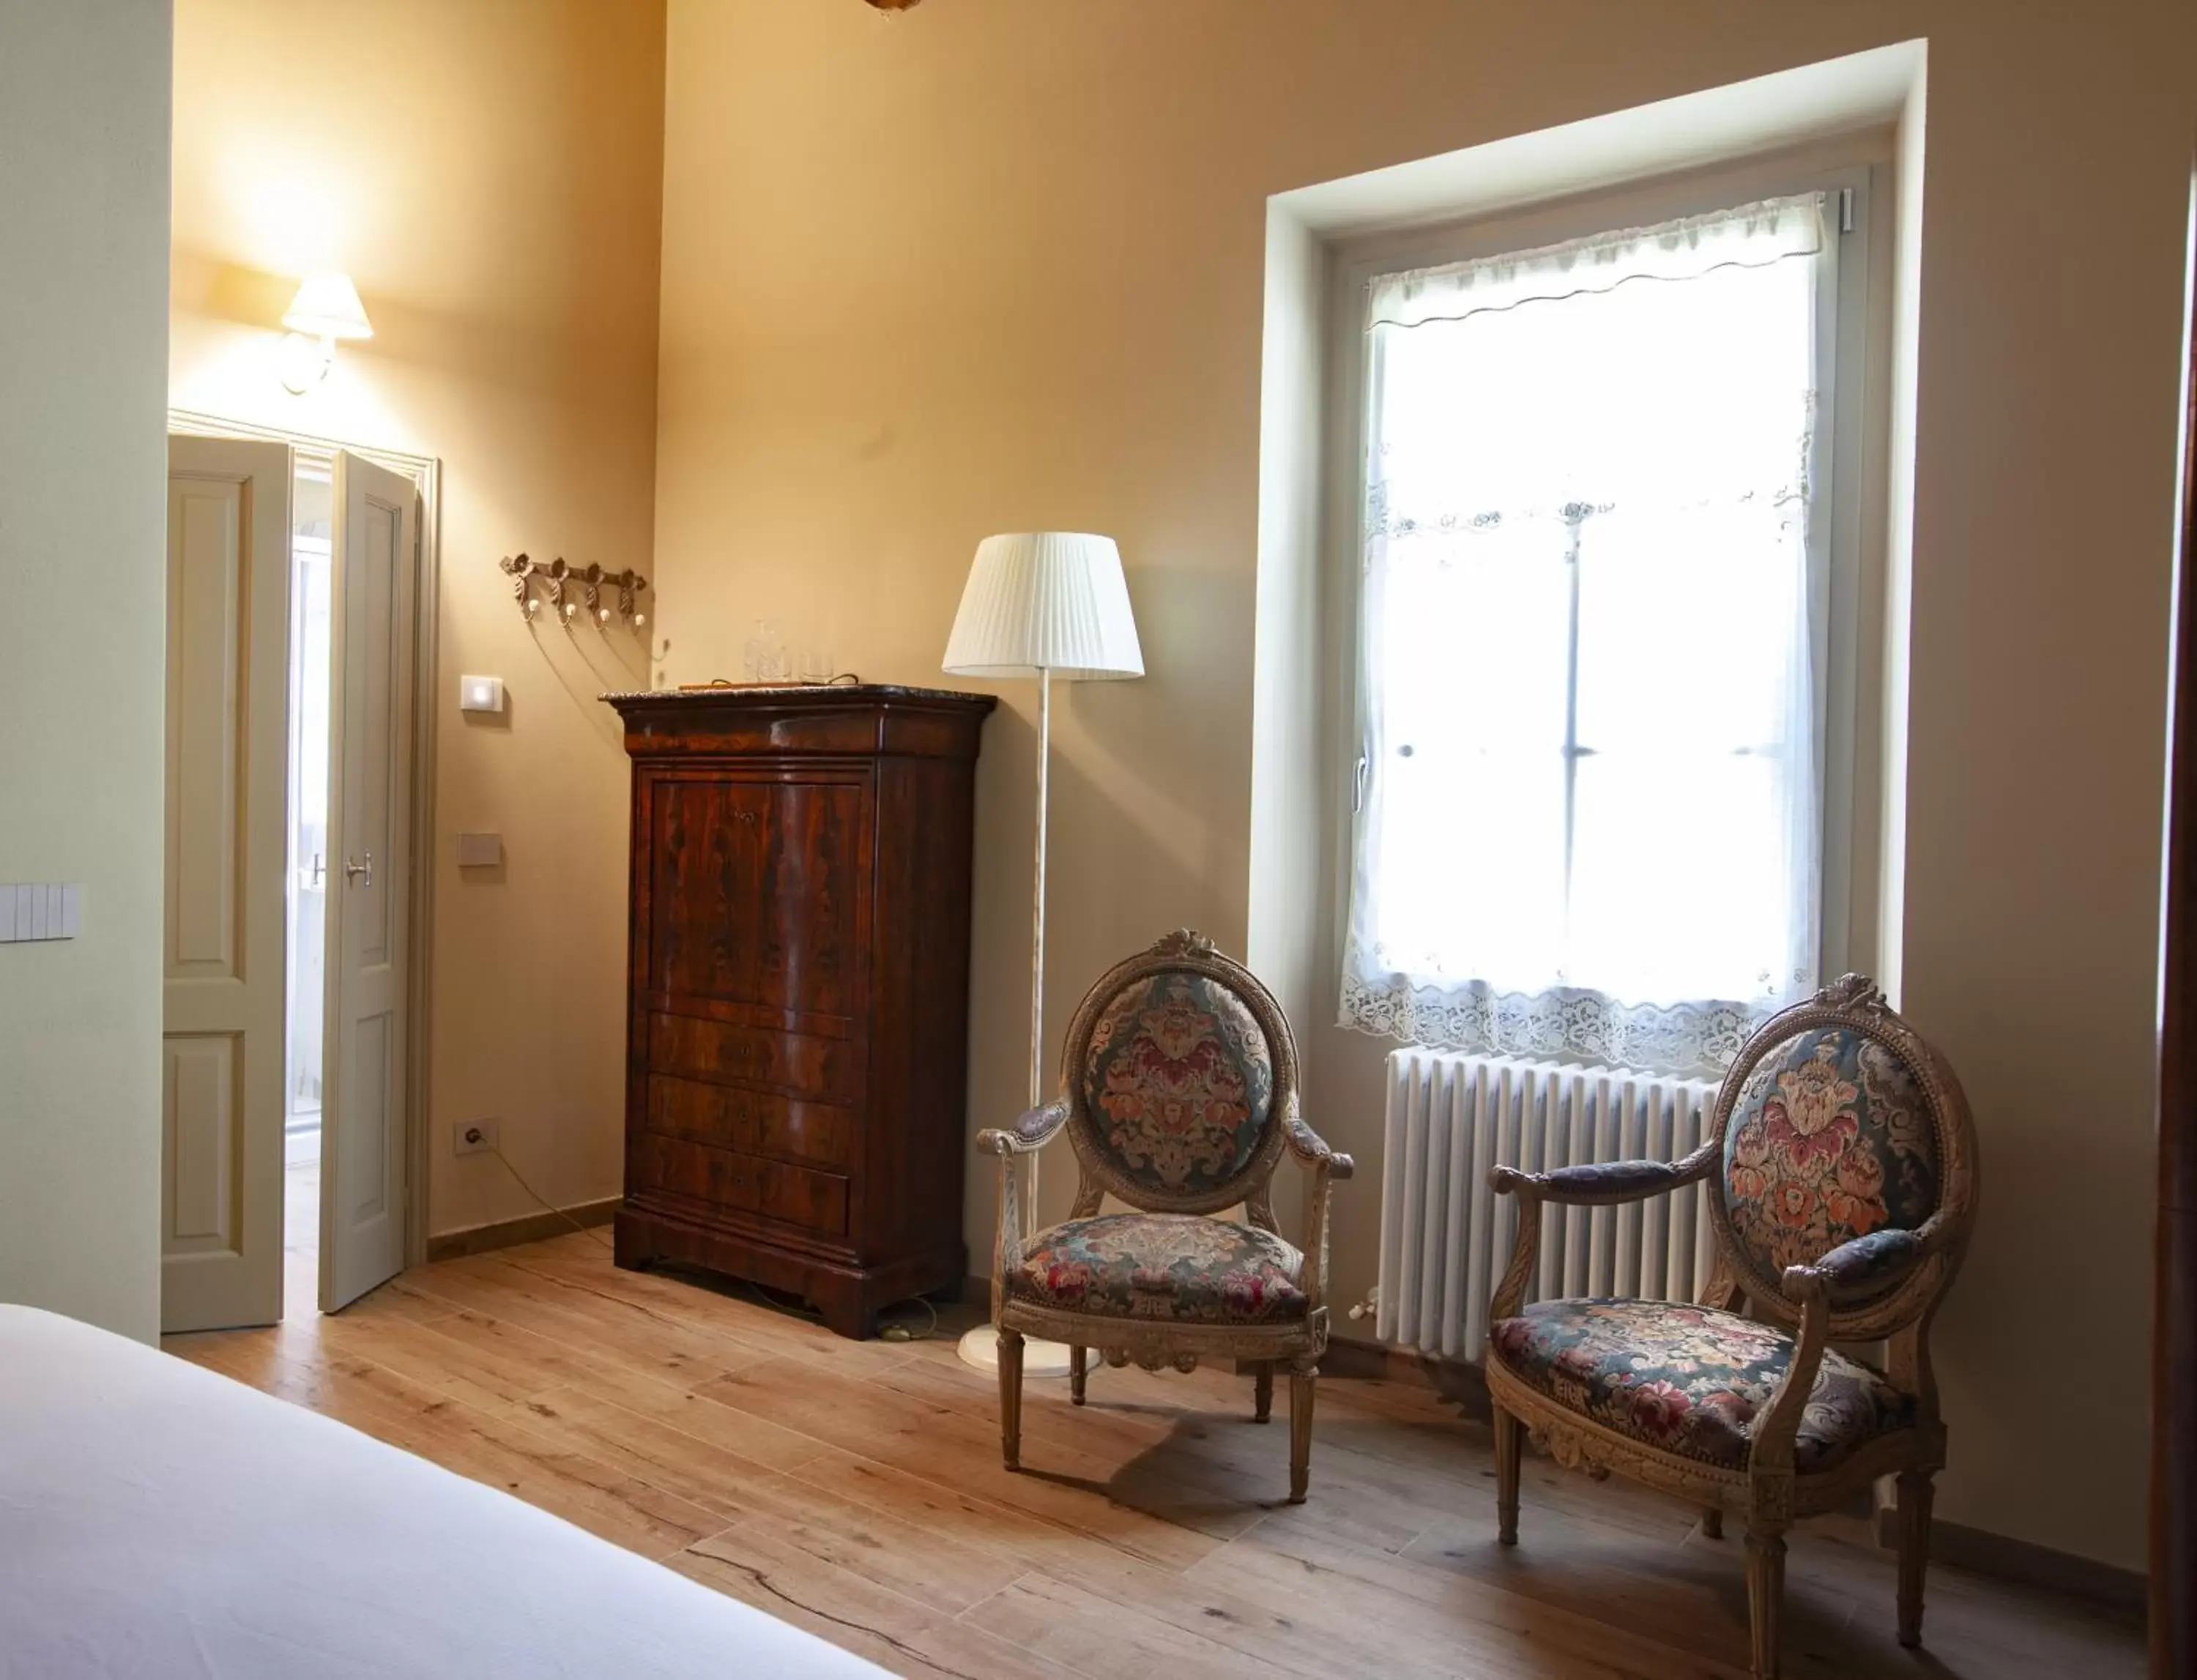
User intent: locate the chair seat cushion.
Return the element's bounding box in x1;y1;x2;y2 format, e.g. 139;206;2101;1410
1490;1298;1912;1473
1007;1214;1307;1326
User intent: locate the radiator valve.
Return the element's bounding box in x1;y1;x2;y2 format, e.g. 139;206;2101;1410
1345;1283;1380;1323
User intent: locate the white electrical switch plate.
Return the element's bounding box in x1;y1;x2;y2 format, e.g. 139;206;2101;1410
456;833;503;869
459;674;505;714
0;884;81;944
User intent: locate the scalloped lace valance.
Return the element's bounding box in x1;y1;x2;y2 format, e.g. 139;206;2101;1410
1367;193;1826;332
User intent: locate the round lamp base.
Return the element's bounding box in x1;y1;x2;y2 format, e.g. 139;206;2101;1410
954;1323;1083;1376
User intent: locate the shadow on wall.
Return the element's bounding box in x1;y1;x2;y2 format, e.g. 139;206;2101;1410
523;612;650;751
172;248;652;413
962;691;1222;1253
174;253;296;332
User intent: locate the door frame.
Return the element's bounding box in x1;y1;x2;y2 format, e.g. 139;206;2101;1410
2154;204;2197;1677
170;408;441;1273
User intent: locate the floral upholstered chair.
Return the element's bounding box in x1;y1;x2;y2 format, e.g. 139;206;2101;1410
1484;975;1977;1680
978;930;1353;1502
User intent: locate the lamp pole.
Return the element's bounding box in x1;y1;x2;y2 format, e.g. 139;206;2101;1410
1028;665;1049;1159
956;664;1079;1376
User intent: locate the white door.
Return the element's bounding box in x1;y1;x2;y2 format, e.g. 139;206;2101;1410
162;437;293;1333
320;451;418;1311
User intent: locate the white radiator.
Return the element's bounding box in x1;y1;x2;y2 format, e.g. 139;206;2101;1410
1375;1048;1723;1360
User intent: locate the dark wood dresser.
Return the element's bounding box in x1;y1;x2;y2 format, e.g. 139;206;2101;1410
603;684;996;1337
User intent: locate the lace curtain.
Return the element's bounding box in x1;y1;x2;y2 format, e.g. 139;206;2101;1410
1339;194;1827;1078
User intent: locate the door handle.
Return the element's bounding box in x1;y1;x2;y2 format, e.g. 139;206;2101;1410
343;852;373;887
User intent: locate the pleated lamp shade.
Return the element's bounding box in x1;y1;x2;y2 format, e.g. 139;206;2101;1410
942;532;1144;680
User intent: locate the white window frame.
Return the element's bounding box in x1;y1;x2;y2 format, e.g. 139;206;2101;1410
1319;146;1892;1051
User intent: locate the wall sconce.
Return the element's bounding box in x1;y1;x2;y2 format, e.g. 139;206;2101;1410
279;271;374;393
498;553;649;630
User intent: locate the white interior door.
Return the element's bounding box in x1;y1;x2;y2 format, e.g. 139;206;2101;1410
320;450;418;1311
161;436;292;1333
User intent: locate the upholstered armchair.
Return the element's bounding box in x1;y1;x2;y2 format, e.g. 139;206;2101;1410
977;930;1353;1502
1484;975;1978;1680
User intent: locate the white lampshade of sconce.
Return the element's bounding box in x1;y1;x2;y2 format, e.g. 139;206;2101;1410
942;532;1143;680
282;272;375;341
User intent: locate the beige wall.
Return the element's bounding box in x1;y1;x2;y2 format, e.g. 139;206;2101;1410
656;1;2196;1569
168;0;667;1240
0;0;174;1342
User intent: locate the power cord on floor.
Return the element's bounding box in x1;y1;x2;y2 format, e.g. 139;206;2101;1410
476;1132;942;1341
483;1137;612;1250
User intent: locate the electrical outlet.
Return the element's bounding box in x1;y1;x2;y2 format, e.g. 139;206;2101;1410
454;1117;499;1156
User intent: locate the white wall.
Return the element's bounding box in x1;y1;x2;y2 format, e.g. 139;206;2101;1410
0;0;175;1341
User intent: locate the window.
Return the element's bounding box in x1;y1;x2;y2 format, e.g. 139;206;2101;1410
1339;191;1855;1076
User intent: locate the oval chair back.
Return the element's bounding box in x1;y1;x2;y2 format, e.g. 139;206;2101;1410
1703;974;1980;1345
1057;929;1302;1229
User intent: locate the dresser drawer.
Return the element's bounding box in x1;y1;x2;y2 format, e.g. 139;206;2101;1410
646;1074;854;1171
649;1011;860;1104
633;1132;849;1239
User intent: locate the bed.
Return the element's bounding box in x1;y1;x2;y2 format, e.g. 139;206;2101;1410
0;1304;881;1677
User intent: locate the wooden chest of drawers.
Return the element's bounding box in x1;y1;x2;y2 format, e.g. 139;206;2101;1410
603;684;995;1337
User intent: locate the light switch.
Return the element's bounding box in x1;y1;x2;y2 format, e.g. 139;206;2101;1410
459;674;505;714
0;884;81;943
456;833;503;869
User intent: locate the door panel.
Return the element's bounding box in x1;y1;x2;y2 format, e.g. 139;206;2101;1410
320;451;417;1312
161;436;291;1333
649;776;867;1019
164;1033;242;1246
760;781;862;1017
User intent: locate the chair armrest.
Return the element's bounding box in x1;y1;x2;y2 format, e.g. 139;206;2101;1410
978;1100;1069;1323
1490;1147;1714;1208
1784;1224;1938;1304
1756;1223;1949;1473
1486;1143;1717;1323
1285;1110;1355;1181
1280;1105;1353;1313
1748;1279;1832;1476
976;1098;1070;1158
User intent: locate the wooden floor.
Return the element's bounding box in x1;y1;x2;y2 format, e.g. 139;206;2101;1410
165;1230;2139;1680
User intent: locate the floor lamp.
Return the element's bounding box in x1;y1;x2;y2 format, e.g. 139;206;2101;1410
943;532;1144;1375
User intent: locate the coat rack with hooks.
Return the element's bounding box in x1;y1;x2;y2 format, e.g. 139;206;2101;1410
498;553;649;629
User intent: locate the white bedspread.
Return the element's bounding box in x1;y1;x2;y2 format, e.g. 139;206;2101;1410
0;1305;880;1678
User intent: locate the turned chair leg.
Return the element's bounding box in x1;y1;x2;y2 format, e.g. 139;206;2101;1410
997;1330;1025;1471
1701;1506;1724;1540
1287;1357;1317;1503
1744;1525;1788;1680
1254;1362;1274;1423
1897;1469;1935;1649
1492;1405;1521;1545
1069;1345;1088;1406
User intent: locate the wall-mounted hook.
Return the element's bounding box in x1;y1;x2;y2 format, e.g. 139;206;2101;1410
497;552;649;628
499;553;536;619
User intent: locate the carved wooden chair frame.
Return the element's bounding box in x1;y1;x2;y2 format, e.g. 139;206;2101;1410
977;929;1355;1502
1484;974;1979;1679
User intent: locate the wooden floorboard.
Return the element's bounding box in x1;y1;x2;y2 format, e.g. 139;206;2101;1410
162;1230;2143;1679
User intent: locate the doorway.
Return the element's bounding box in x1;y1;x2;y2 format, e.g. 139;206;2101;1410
283;459;334;1311
160;415;440;1334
